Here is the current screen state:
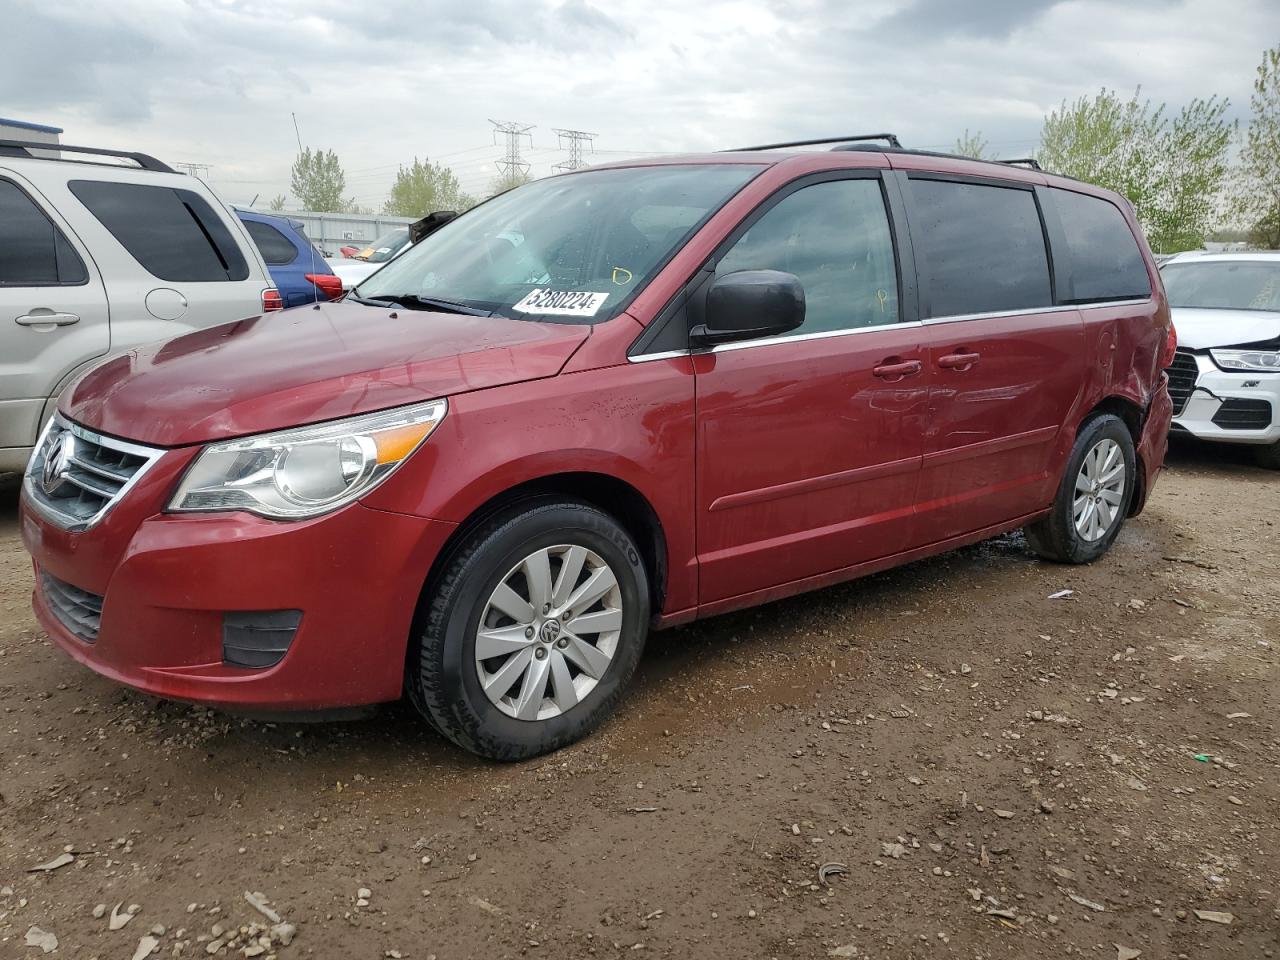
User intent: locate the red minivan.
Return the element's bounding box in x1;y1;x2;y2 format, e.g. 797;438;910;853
21;137;1174;759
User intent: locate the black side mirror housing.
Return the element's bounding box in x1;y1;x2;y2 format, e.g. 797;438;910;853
409;210;458;245
690;269;805;347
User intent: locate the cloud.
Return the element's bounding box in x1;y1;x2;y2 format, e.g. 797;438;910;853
2;0;1276;207
0;7;159;122
873;0;1065;40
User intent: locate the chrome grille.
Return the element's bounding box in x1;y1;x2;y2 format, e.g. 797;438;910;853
1166;349;1200;416
40;572;104;643
23;416;163;531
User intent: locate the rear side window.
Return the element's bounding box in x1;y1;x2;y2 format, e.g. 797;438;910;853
1050;188;1151;303
716;178;900;334
0;179;87;286
243;219;298;265
908;178;1052;318
69;180;249;282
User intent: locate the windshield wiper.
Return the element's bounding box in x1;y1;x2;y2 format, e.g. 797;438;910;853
376;294;494;317
347;292;395;307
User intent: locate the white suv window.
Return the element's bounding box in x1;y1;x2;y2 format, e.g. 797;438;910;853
69;180;249;282
0;179;88;286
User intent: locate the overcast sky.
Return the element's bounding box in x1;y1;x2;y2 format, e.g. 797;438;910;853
3;0;1277;210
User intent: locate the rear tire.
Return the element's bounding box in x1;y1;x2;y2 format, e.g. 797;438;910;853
1025;414;1136;564
1254;440;1280;470
406;499;649;760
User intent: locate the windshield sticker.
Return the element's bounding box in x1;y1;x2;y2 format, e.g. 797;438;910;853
513;289;609;317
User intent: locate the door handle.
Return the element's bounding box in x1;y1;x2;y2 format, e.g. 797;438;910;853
872;359;923;380
938;351;981;370
16;312;80;327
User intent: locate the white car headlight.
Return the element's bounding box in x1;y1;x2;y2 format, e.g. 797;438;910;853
1210;348;1280;372
169;399;446;519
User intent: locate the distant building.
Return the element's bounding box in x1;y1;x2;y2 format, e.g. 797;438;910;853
0;118;63;158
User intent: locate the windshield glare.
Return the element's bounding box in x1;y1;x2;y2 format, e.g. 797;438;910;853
1162;260;1280;312
358;228;410;263
355;164;761;322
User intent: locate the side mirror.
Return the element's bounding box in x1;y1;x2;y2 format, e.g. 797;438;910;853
690;269;805;347
409;210;458;245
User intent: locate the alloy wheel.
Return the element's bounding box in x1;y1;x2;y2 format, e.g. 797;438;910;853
1072;438;1126;542
474;544;623;721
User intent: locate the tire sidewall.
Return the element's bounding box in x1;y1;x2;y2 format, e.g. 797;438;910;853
426;503;649;759
1055;416;1136;562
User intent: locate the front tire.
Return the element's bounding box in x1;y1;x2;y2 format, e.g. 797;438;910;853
1254;440;1280;470
407;499;649;760
1025;414;1136;564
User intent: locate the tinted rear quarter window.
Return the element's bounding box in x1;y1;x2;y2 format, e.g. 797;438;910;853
908;178;1052;318
0;179;88;286
70;180;249;282
243;219;299;265
1050;188;1151;303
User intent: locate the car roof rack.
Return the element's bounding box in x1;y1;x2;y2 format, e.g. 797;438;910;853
997;158;1042;170
727;133;903;152
0;139;175;173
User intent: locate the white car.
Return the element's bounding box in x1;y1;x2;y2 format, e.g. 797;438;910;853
0;139;279;473
1161;251;1280;468
325;226;411;290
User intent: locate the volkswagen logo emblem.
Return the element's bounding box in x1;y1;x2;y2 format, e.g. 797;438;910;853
539;619;562;643
41;431;75;496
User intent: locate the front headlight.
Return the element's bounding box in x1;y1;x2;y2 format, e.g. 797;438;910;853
1210;348;1280;372
169;399;447;519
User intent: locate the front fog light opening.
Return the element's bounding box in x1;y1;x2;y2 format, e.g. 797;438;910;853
222;610;303;669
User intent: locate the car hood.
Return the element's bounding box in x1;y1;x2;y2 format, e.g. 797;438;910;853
1171;306;1280;350
62;301;589;447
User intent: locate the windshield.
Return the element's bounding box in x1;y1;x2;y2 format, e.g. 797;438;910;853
1161;260;1280;312
355;164;761;323
356;227;410;263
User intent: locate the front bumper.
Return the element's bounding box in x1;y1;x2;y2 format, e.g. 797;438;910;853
1171;354;1280;445
21;475;456;711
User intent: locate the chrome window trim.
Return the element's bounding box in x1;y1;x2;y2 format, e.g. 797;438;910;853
628;319;920;362
626;296;1155;362
22;414;166;532
921;297;1153;326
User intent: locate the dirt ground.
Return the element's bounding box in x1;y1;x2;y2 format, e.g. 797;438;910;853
1;440;1277;960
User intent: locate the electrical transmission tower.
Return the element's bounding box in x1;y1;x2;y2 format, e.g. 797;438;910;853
552;128;596;172
174;162;212;179
489;120;534;185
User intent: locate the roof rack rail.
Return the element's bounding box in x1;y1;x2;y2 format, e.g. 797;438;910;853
727;133;902;152
0;139;175;173
996;157;1042;170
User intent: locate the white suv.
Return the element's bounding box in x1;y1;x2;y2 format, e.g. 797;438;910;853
0;140;279;473
1162;251;1280;468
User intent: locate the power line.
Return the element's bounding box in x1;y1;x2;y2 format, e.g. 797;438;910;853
489;119;534;184
551;128;597;171
174;161;212;179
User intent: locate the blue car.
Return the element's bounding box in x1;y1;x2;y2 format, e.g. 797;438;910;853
235;208;342;307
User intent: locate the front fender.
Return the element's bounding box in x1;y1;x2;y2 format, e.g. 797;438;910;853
362;361;698;613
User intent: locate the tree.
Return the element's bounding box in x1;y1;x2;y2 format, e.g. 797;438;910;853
383;158;476;217
1038;88;1234;253
290;147;347;212
489;169;532;196
267;194;287;212
1248;206;1280;249
1233;45;1280;248
952;129;990;159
